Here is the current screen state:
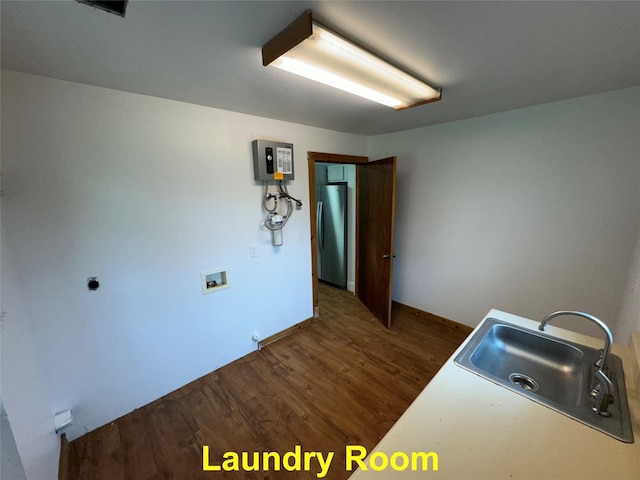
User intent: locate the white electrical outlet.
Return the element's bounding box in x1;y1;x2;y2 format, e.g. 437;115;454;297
250;245;258;258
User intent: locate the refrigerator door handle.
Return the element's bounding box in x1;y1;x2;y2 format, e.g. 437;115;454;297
317;201;324;252
321;202;325;251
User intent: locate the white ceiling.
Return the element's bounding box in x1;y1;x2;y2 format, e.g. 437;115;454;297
2;1;639;135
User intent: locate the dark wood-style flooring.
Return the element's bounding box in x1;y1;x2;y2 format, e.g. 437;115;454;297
67;283;469;479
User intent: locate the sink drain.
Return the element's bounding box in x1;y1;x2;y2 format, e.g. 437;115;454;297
509;373;539;392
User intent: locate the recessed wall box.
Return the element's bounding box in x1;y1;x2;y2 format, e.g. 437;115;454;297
201;269;230;294
253;140;294;182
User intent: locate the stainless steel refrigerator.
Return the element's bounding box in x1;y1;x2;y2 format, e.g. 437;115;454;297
316;184;348;289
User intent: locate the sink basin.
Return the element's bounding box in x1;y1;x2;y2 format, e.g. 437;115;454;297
454;318;634;443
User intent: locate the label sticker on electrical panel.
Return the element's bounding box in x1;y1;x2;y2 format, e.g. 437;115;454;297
276;147;293;175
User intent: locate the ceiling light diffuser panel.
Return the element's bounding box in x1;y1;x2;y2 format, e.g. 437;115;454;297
262;11;441;110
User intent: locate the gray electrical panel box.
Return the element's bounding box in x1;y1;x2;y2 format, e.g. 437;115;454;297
252;140;294;182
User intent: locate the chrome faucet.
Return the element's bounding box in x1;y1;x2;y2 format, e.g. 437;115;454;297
539;310;614;416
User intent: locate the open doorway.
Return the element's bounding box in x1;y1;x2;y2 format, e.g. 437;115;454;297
308;152;367;316
308;152;398;327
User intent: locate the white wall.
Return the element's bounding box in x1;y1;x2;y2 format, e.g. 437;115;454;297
0;70;366;478
1;398;28;480
0;243;49;480
617;225;640;345
3;69;638;479
368;87;640;341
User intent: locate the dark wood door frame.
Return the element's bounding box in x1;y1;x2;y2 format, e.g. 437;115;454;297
308;152;368;314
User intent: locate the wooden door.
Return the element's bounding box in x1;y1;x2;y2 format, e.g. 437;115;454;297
356;157;397;328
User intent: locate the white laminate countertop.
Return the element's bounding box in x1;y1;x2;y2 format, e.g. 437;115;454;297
348;309;640;480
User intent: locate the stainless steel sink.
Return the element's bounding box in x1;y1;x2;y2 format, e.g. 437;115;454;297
454;318;634;443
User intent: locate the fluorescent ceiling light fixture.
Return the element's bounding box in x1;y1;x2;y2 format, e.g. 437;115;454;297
262;11;441;110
